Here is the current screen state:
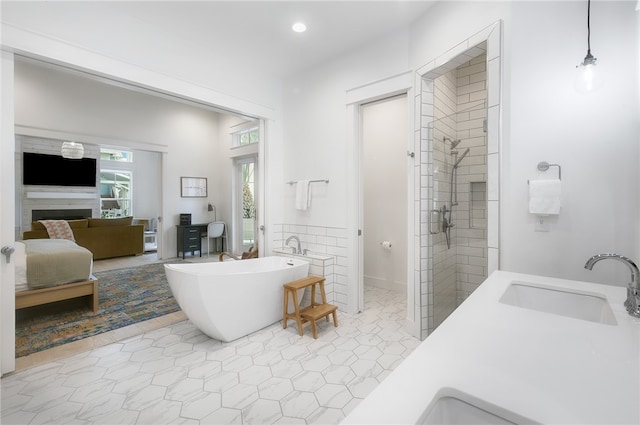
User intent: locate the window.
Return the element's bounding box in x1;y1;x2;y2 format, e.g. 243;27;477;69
100;148;132;162
100;148;133;218
100;171;132;217
232;126;259;148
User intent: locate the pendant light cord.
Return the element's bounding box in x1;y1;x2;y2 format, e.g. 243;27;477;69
587;0;591;55
582;0;595;64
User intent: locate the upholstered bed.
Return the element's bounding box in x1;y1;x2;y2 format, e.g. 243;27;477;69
15;240;98;312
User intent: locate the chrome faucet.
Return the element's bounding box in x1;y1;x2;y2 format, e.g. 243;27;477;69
584;253;640;318
285;235;302;255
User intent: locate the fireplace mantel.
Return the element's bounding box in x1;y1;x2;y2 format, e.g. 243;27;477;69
27;192;97;199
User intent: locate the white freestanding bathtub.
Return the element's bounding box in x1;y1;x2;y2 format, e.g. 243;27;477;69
164;256;309;342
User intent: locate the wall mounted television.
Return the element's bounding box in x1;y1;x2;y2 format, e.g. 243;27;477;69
23;152;97;187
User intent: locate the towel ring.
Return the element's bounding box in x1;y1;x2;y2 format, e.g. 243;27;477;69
537;162;561;180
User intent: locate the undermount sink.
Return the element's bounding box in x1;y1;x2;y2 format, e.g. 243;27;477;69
499;281;617;325
421;390;534;425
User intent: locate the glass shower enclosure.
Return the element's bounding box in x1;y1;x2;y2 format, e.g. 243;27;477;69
426;97;489;332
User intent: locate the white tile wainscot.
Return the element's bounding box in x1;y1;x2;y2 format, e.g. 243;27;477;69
273;223;348;310
273;249;336;309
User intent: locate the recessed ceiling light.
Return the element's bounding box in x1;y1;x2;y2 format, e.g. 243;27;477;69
292;22;307;33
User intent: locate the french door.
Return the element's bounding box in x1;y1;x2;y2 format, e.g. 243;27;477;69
233;155;258;253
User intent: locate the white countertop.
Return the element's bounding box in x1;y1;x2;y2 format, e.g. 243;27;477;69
342;271;640;424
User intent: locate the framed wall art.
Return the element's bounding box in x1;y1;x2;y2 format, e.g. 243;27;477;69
181;177;207;198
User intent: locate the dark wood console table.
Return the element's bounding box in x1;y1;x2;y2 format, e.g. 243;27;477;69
176;223;209;259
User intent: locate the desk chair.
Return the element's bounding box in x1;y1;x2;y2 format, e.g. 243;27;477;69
205;221;227;255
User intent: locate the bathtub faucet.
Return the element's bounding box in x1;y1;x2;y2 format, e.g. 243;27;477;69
584;253;640;318
286;235;302;255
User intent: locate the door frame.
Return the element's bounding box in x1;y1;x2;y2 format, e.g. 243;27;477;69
346;71;418;337
1;51;16;375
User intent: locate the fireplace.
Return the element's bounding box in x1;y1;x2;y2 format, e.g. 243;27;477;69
32;209;92;221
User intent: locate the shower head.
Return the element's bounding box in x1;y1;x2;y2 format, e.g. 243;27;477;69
444;137;462;149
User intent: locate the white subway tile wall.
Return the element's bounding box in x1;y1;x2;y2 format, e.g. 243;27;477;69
273;224;348;311
453;54;488;304
422;52;490;333
417;32;499;339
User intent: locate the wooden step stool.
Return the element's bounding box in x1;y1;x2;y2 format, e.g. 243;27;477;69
282;275;338;339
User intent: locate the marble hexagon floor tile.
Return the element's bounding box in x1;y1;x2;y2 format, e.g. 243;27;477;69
1;286;418;424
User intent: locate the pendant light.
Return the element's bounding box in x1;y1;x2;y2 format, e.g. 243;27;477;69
61;141;84;159
575;0;603;92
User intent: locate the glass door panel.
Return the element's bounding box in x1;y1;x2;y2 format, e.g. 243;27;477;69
234;156;257;252
100;170;132;217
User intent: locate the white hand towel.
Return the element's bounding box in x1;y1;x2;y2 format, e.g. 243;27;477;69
295;180;311;211
529;179;562;215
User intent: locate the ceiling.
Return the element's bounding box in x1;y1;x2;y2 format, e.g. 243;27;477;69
6;1;437;117
105;1;437;78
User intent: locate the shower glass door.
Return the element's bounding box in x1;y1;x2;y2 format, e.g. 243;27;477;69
428;102;488;333
429;118;459;331
419;41;496;338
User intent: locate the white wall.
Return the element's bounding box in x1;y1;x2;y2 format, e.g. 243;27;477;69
281;30;411;228
283;0;638;287
504;1;638;284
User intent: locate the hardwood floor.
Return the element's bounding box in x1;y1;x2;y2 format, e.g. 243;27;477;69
15;252;187;372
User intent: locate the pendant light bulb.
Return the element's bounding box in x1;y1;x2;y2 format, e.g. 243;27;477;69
576;50;599;92
574;0;603;93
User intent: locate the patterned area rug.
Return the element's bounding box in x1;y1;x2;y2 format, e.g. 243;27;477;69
15;261;182;358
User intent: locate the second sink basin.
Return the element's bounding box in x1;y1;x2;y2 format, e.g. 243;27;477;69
499;281;617;325
420;389;535;425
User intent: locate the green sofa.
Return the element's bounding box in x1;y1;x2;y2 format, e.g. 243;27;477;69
23;217;144;260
